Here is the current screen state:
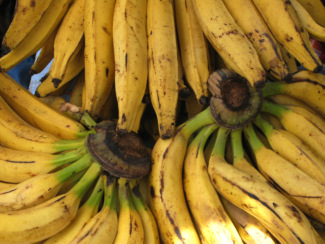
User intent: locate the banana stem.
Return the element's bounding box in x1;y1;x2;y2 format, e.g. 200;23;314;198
231;129;244;161
118;178;134;209
191;124;219;151
103;174;117;210
211;126;230;158
53;136;88;152
253;114;274;138
52;146;87;167
84;175;104;207
243;124;264;152
260;100;288;118
261;82;285;97
56;153;92;183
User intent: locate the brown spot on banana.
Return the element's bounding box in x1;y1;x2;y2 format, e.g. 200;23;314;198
30;0;36;7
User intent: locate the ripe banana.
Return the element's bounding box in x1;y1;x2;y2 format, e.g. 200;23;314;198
0;0;74;72
113;178;144;244
0;72;88;140
291;0;325;41
174;0;210;103
147;0;180;139
0;153;92;212
0;182;15;191
43;174;104;244
49;0;85;88
184;124;243;244
129;180;160;244
113;0;148;132
70;174;118;244
149;107;215;243
0;146;85;183
209;126;318;244
262;80;325;117
192;0;266;88
292;69;325;86
223;0;290;81
251;0;322;72
0;162;101;244
82;0;115;120
69;71;85;107
278;44;299;73
296;0;325;27
245;123;325;225
39;95;67;112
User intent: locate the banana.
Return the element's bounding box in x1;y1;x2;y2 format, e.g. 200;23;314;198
113;177;144;244
0;146;85;183
43;174;104;244
30;27;56;75
131;102;147;133
35;44;85;98
262;80;325;117
174;0;210;103
0;182;15;191
208;126;319;244
69;71;85;107
292;69;325;86
0;0;74;72
70;174;118;244
244;123;325;225
82;0;115;120
221;197;277;244
129;179;160;244
192;0;266;88
254;114;325;185
251;0;322;72
278;44;299;73
49;0;85;88
0;72;88;140
184;124;243;244
2;0;53;50
0;153;92;212
295;0;325;27
260;100;325;160
97;85;119;121
39;95;67;112
223;0;290;81
149;107;216;243
0;162;101;244
113;0;148;131
291;0;325;41
147;0;180;139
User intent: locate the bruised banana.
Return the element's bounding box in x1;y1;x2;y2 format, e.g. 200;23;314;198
44;175;104;244
251;0;322;72
0;72;87;140
0;162;101;244
296;0;325;27
83;0;115;120
223;0;290;81
184;125;243;244
209;126;318;244
0;0;74;72
192;0;266;88
149;108;216;244
0;153;92;213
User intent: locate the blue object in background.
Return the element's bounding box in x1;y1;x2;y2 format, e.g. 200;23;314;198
6;56;35;90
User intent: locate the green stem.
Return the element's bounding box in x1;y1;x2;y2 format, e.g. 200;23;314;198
261;82;285;97
118;178;134;209
103;174;117;210
211;127;230;158
231;129;244;161
52;146;87;167
253;114;274;138
261;100;288;118
190;124;219;151
80;112;97;130
53;136;88;152
84;175;104;207
243;124;264;152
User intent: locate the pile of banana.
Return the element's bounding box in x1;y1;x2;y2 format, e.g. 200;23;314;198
0;0;325;243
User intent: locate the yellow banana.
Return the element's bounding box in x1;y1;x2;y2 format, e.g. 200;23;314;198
147;0;180;139
291;0;325;41
149;108;215;243
192;0;266;88
245;123;325;225
184;125;243;244
174;0;210;103
0;182;15;191
113;178;144;244
129;180;160;244
113;0;148;131
0;0;74;72
70;174;118;244
209;126;318;244
39;95;67;112
0;153;92;212
223;0;290;81
43;175;104;244
296;0;325;27
49;0;85;88
251;0;322;72
278;44;299;73
0;162;101;244
69;71;84;107
0;72;88;140
131;102;147;133
2;0;53;50
293;69;325;86
0;145;85;183
83;0;115;120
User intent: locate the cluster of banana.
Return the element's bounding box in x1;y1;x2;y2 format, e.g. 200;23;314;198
149;68;325;244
